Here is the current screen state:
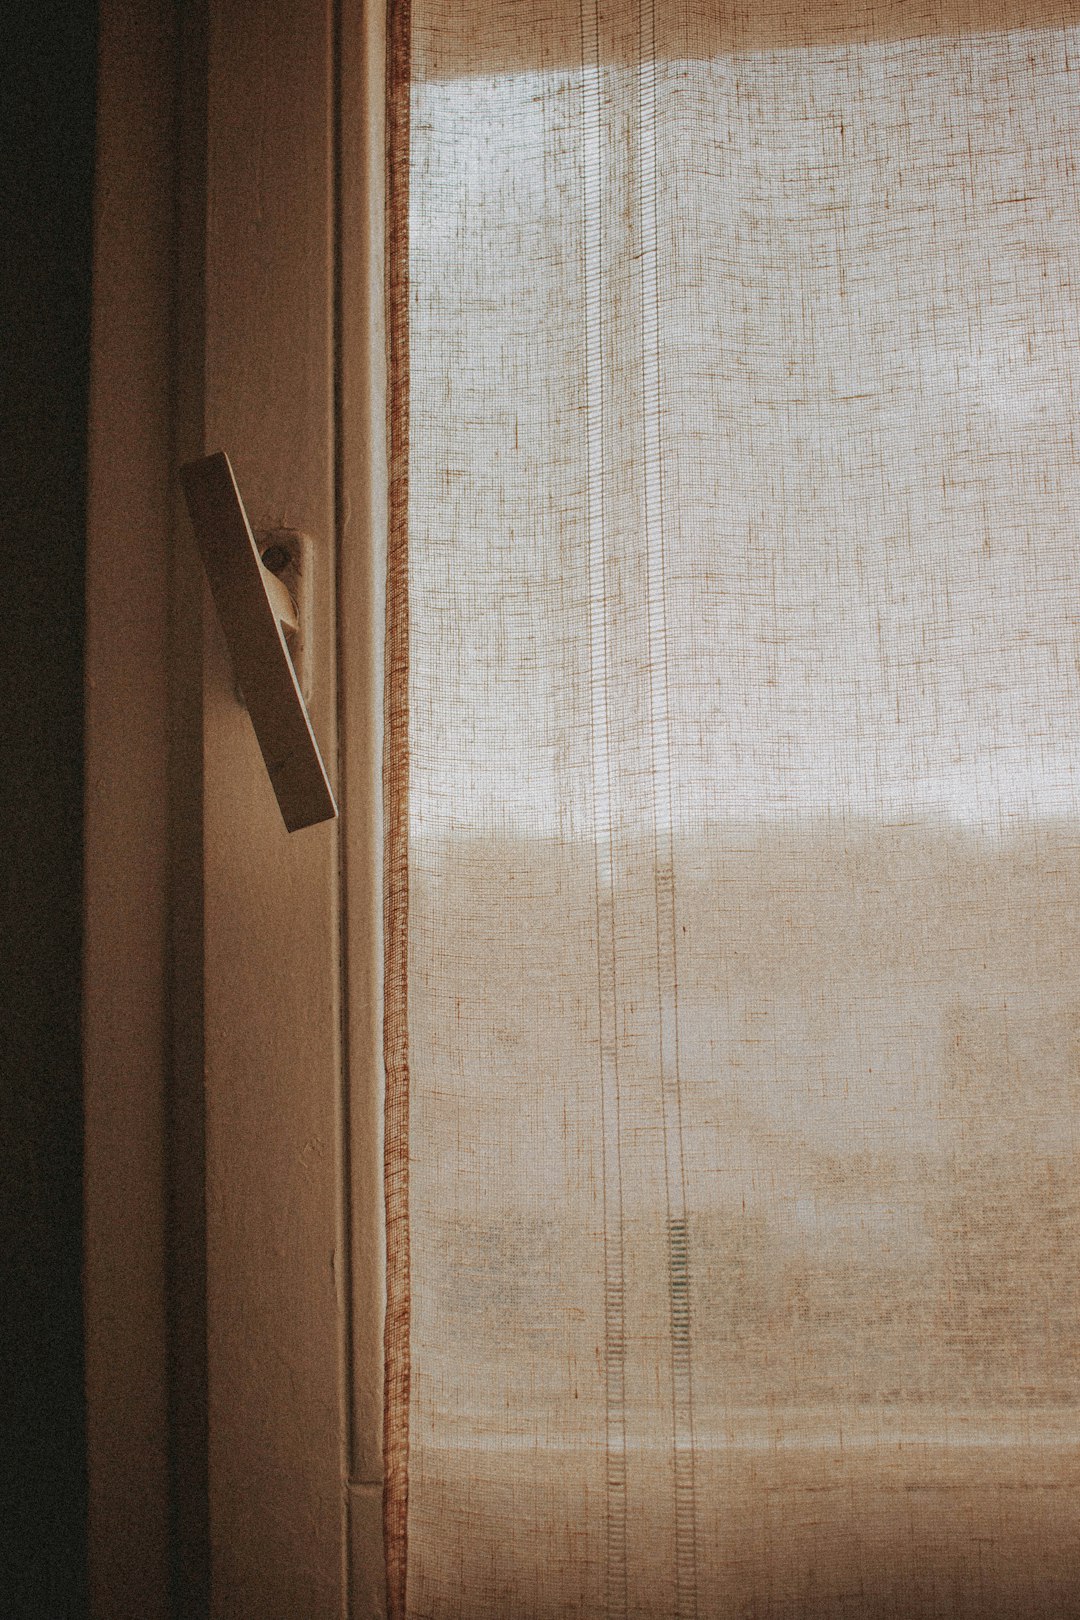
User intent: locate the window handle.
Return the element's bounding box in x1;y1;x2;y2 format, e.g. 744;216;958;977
180;451;338;833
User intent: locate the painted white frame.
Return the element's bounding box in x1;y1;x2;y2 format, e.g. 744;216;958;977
84;0;387;1613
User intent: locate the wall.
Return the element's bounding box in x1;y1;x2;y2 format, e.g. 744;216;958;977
0;2;98;1613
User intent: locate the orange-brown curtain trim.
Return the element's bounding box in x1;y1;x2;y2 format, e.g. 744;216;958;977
383;0;412;1614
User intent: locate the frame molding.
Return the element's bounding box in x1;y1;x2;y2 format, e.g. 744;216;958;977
338;0;389;1614
84;0;178;1610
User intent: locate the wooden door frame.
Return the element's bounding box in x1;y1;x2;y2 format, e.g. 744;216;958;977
84;1;387;1614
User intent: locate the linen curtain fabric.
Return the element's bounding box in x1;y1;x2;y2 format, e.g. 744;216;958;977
382;1;1080;1614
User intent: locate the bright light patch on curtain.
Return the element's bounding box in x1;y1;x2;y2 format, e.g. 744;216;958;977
385;2;1080;1615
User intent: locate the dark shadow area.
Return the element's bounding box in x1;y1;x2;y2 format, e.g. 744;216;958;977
0;3;97;1613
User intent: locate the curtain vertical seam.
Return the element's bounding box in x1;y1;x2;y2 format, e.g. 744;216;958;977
581;3;630;1613
636;2;700;1612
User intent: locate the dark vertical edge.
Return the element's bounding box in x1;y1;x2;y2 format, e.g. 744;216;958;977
382;0;412;1613
167;1;210;1613
0;3;97;1613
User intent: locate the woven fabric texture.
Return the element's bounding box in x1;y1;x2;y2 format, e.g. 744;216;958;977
384;1;1080;1613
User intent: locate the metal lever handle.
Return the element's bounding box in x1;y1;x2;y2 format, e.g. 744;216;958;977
180;451;338;832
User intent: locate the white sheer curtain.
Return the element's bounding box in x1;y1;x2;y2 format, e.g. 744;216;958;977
383;2;1080;1613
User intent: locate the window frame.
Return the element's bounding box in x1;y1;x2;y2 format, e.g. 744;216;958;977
84;0;388;1613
